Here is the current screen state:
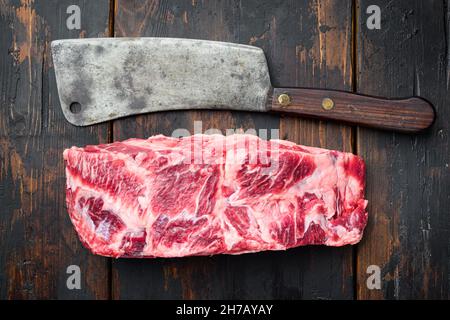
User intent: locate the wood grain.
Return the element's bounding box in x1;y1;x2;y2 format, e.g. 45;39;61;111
0;0;448;300
0;0;111;299
271;87;435;132
356;0;450;299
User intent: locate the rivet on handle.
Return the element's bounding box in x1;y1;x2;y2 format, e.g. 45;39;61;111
278;93;291;107
322;98;334;110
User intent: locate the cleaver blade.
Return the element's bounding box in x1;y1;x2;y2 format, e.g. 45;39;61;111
51;37;270;126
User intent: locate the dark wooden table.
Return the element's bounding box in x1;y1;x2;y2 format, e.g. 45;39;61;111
0;0;449;300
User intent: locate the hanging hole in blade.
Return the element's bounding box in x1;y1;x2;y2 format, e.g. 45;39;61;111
69;102;82;114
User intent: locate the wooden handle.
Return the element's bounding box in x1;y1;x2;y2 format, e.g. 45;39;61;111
270;88;435;133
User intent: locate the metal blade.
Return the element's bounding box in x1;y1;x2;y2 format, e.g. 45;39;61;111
51;38;272;126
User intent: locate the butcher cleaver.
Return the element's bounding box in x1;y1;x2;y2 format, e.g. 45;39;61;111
51;37;435;132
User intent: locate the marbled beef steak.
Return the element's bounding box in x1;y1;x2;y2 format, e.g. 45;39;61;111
63;134;368;258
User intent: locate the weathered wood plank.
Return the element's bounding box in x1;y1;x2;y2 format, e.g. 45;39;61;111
273;0;355;299
112;0;354;299
356;0;450;299
0;0;111;299
112;0;244;300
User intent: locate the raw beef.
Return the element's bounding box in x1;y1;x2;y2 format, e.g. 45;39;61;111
64;134;368;258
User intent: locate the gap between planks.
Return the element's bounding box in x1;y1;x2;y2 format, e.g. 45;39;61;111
351;0;359;301
107;0;116;301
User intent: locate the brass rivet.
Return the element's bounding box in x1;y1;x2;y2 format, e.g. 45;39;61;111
278;93;291;106
322;98;334;110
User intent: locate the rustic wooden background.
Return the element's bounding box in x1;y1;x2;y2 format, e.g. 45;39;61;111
0;0;448;299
